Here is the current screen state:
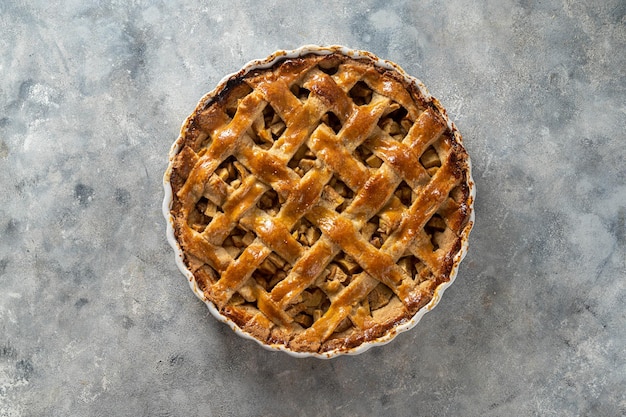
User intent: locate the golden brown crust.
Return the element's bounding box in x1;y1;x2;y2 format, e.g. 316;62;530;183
169;51;472;354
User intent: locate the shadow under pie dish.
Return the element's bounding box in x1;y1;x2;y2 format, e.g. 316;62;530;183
163;45;475;358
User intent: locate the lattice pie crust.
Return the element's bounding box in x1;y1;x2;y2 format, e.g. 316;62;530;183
164;46;474;356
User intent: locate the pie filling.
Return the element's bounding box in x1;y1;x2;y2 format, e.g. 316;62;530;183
168;50;473;354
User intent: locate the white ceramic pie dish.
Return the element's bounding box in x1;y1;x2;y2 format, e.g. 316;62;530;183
163;45;475;358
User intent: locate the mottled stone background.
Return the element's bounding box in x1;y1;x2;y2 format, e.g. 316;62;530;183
1;0;624;416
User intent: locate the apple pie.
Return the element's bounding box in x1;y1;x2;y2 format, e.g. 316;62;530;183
163;46;474;357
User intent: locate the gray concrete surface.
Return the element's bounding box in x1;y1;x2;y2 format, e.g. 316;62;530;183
1;1;624;416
